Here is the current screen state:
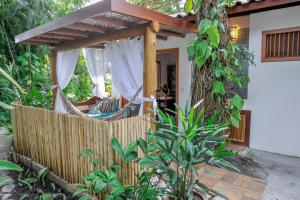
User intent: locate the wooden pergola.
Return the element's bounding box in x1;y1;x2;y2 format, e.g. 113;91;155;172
15;0;196;114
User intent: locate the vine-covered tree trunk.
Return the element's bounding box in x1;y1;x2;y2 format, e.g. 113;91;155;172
186;0;254;126
191;0;228;123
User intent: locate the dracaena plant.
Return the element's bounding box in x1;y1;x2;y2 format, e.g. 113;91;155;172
184;0;255;127
76;101;238;200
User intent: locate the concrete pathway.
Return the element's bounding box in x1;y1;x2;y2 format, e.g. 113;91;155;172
251;149;300;200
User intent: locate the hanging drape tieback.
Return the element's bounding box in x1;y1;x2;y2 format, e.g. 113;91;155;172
142;96;157;115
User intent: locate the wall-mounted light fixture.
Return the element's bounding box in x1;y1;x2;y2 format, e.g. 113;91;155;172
230;26;239;42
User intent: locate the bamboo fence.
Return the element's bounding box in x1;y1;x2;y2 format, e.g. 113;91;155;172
12;104;150;185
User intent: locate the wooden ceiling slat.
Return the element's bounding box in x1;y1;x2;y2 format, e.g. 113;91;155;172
67;23;106;33
159;29;185;38
27;38;60;44
51;29;88;37
22;41;51;45
92;16;128;28
40;33;77;40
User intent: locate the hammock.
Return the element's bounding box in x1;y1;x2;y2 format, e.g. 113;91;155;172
58;87;142;121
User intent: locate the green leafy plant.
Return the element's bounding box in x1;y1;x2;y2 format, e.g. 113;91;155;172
0;0;89;128
0;160;22;186
36;188;67;200
18;167;49;191
76;101;238;199
74;150;124;200
185;0;255;127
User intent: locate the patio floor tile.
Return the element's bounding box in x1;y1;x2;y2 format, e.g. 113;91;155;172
196;164;266;200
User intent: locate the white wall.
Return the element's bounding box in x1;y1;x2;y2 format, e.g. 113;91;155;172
157;34;195;108
245;6;300;157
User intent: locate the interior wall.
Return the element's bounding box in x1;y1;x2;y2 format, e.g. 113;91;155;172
156;34;195;108
157;53;176;87
246;6;300;157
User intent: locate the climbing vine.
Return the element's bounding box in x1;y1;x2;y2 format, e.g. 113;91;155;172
185;0;254;127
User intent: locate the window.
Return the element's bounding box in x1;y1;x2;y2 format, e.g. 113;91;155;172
262;27;300;62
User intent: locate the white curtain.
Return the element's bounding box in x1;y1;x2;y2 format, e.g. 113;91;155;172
83;48;107;98
54;49;80;112
105;37;144;105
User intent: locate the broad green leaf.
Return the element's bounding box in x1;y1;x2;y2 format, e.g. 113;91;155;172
111;185;125;195
195;40;212;68
0;176;7;186
37;168;49;180
198;19;212;35
80;149;93;157
187;41;195;57
0;160;22;171
111;138;124;158
124;151;138;163
110;163;121;170
94;180;106;192
194;0;202;11
79;195;89;200
231;108;241;120
138;157;153;168
210;7;218;18
0;67;24;93
124;141;138;155
137;139;147;154
207;25;220;47
231;95;244;110
92;158;100;167
195;56;206;69
195;180;209;194
230;114;240;128
184;0;193;13
212;81;225;95
73;188;88;197
0;101;13;110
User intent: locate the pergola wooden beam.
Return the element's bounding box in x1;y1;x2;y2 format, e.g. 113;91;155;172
157;35;168;41
110;0;196;33
159;29;185;38
227;0;300;17
54;23;151;51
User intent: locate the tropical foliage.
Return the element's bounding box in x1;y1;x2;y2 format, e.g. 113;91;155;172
185;0;255;127
75;102;237;199
0;0;90;128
